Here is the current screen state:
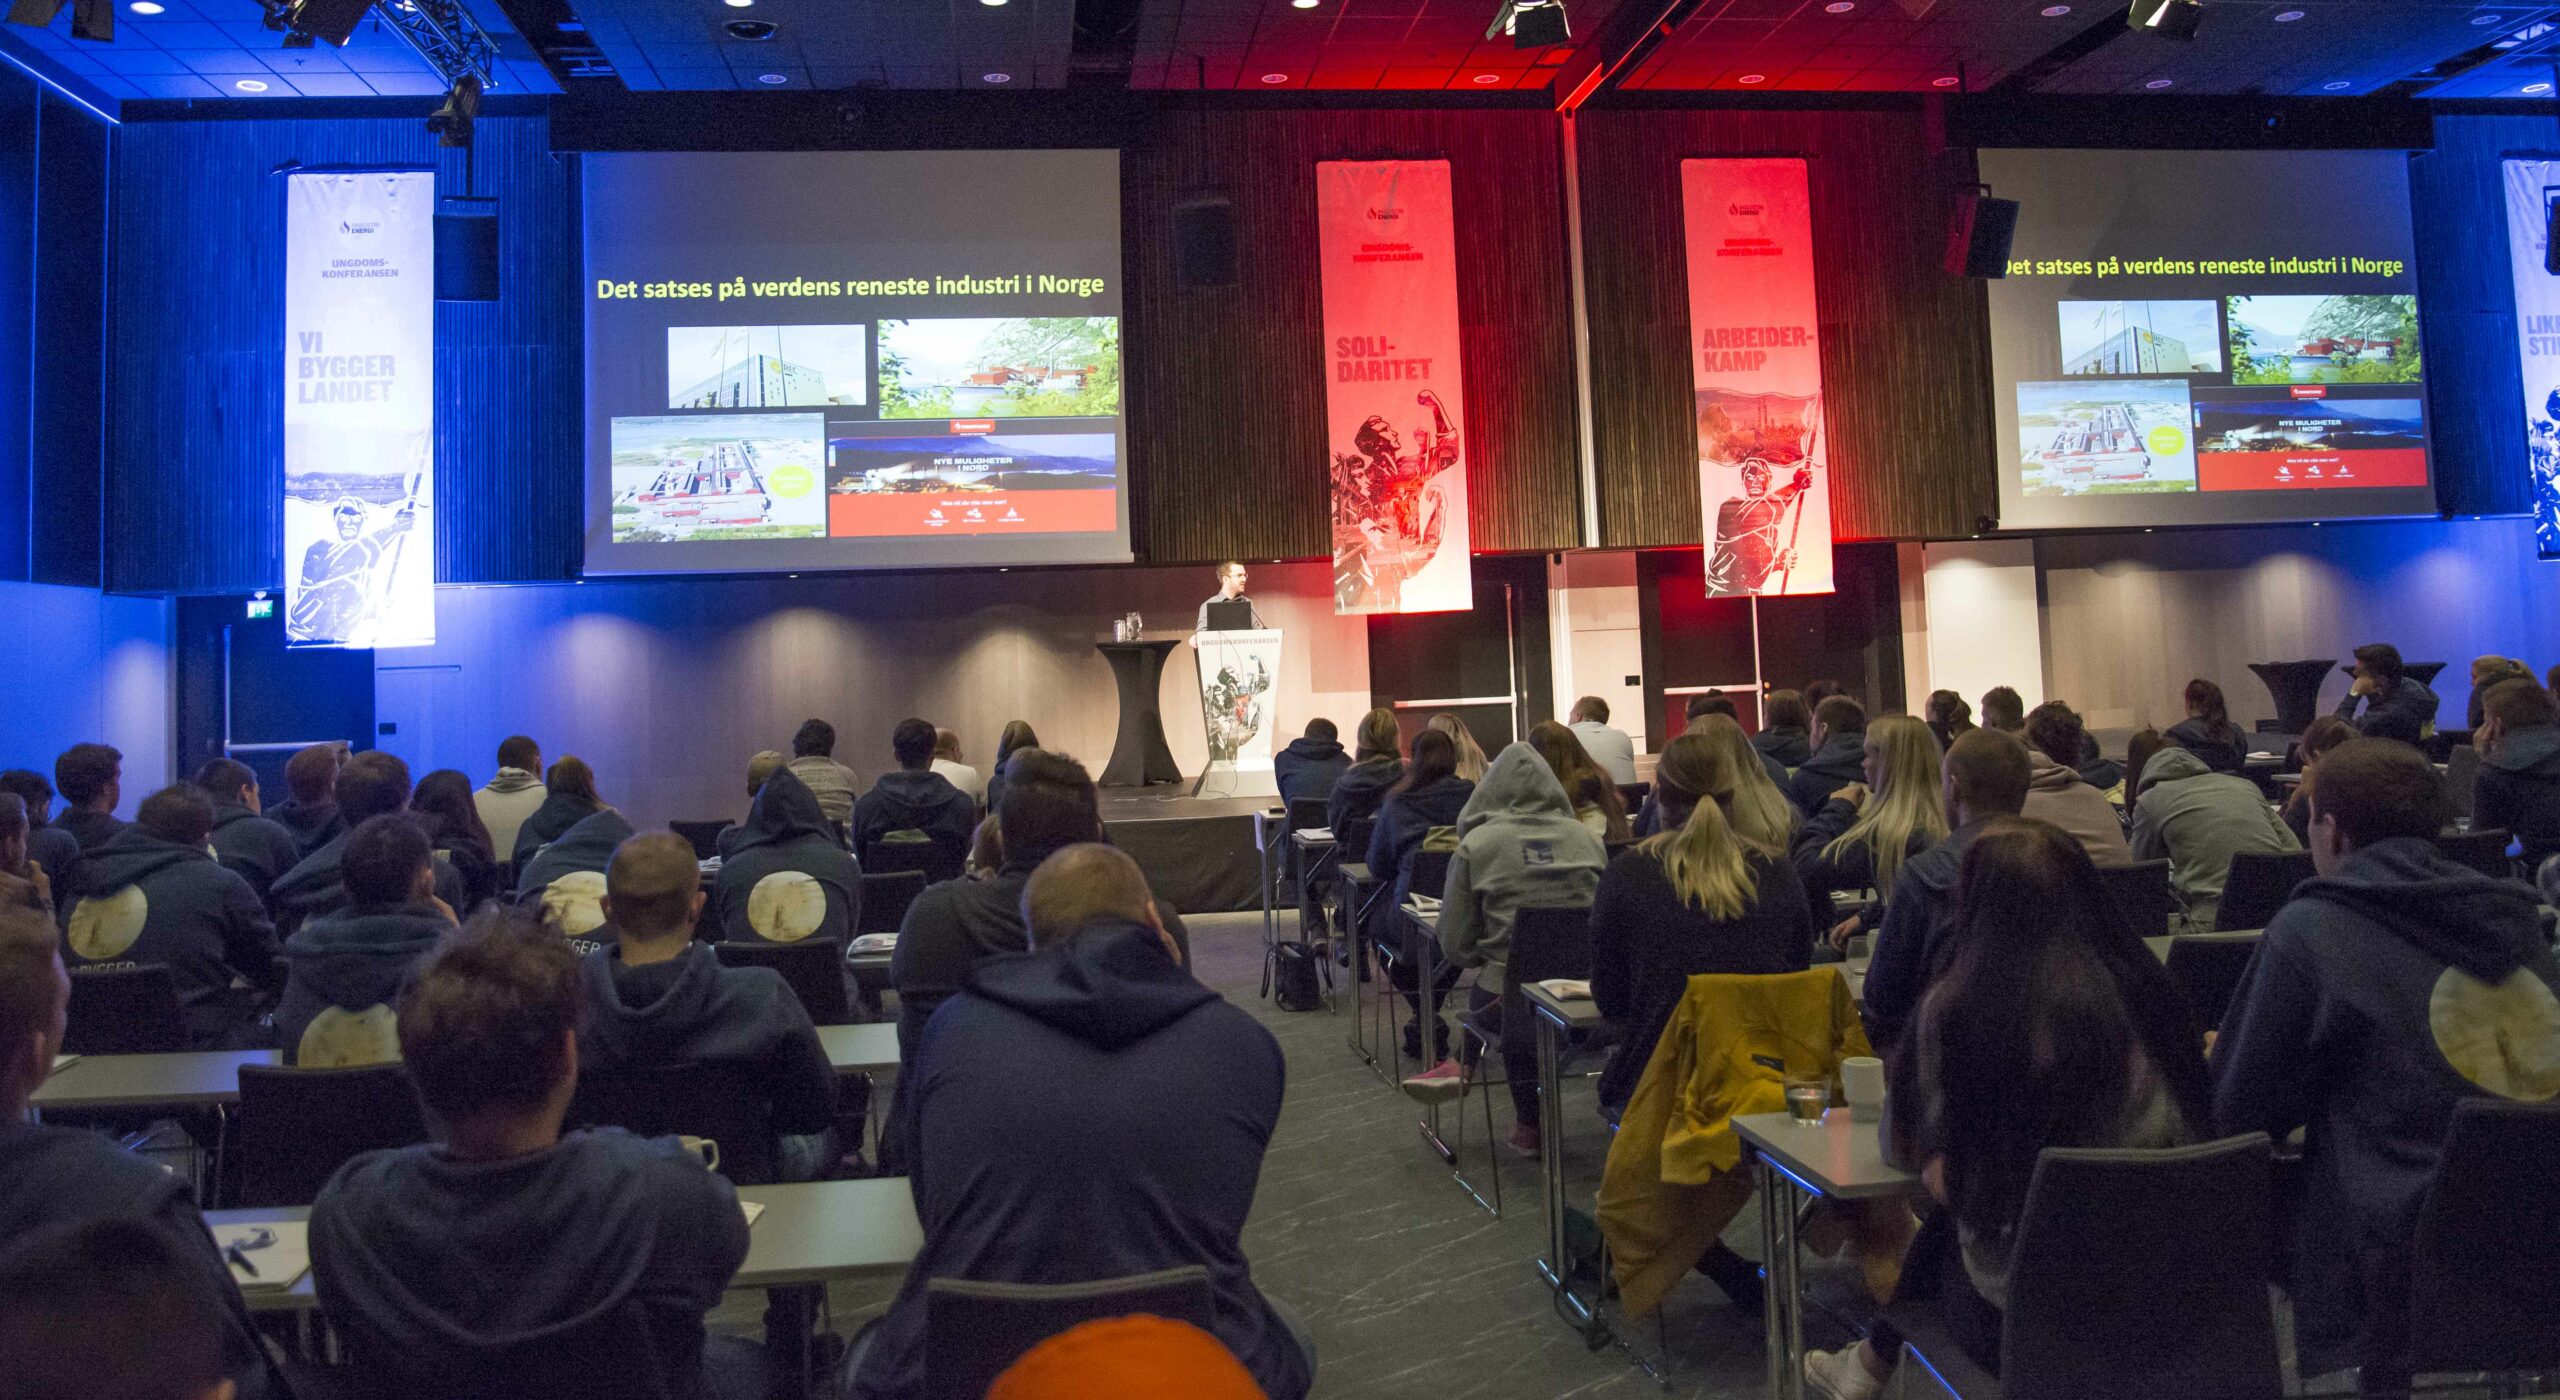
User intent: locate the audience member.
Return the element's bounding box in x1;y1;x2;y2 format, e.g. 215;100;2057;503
851;844;1311;1400
2129;743;2298;928
2465;655;2534;732
1756;689;1813;769
855;718;977;860
1325;707;1404;839
715;767;860;948
1806;819;2209;1399
1527;720;1631;842
266;742;347;858
1637;696;1788;837
2165;678;2249;775
0;904;281;1400
1804;679;1848;711
273;814;451;1065
0;769;77;880
1690;715;1801;851
2471;676;2560;868
966;814;1002;878
411;768;500;913
1426;712;1489;783
1923;690;1976;752
0;795;49;916
52;741;124;851
62;784;278;1048
2020;701;2133;865
2214;739;2560;1388
983;719;1040;818
786;719;861;831
515;801;638;939
1786;695;1869;816
191;757;302;913
1978;686;2025;736
311;910;756;1398
1860;730;2031;1049
930;728;984;806
1687;692;1788;788
1406;743;1608;1154
272;752;462;934
585;833;835;1177
511;754;605;868
0;1216;250;1400
472;735;546;866
2280;714;2359;844
2548;661;2560;697
2335;642;2440;744
1793;714;1947;941
746;748;788;800
1567;695;1640;786
1274;717;1353;807
1363;729;1474;1063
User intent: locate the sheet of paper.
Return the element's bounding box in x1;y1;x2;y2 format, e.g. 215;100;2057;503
215;1220;311;1292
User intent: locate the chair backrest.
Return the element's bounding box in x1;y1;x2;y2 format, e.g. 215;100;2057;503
713;938;850;1025
669;820;729;861
859;869;929;936
1336;816;1377;864
2162;932;2263;1031
2409;1098;2560;1375
1285;797;1329;833
343;1295;673;1400
1402;846;1454;901
62;964;187;1055
1509;904;1595;988
235;1062;430;1209
2436;828;2515;880
1616;782;1651;815
2000;1133;2280;1399
2442;745;2482;822
573;1060;777;1186
921;1266;1213;1400
2093;859;2179;934
2212;849;2314;932
866;834;965;886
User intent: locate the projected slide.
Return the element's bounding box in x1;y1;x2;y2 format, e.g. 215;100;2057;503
1983;149;2434;530
581;150;1128;575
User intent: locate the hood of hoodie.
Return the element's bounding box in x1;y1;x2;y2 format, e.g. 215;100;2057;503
267;797;339;837
2295;836;2546;982
1801;730;1866;776
2135;744;2213;795
208;798;267;833
482;767;542;795
2026;750;2088;793
284;903;447;1006
2486;723;2560;778
719;769;834;859
517;809;637;894
963;919;1216;1051
1279;737;1347;765
74;826;211;897
861;770;970;829
1457;742;1582;836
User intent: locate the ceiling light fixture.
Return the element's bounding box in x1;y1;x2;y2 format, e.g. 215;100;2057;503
981;70;1010;81
2040;4;2070;13
2528;80;2554;92
1471;72;1500;82
2321;79;2349;89
724;0;751;7
2272;9;2301;18
1931;74;1959;85
757;71;786;82
1292;0;1319;8
236;77;270;89
1738;72;1764;82
2145;76;2173;86
1260;70;1287;81
723;16;774;37
1824;2;1853;11
2472;11;2503;21
128;1;162;12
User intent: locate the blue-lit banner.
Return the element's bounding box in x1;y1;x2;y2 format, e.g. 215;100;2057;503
284;170;435;648
2503;158;2560;560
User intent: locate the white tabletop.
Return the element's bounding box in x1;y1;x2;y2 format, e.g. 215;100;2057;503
1732;1110;1924;1202
1521;982;1606;1030
818;1022;900;1074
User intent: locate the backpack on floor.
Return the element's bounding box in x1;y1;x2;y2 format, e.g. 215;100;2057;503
1269;939;1323;1012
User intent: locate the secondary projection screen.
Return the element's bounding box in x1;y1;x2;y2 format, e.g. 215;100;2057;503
582;150;1128;575
1983;148;2434;531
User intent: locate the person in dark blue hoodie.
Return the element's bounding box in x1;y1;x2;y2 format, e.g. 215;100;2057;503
517;805;638;942
51;742;125;853
2165;678;2250;776
264;742;348;860
273;814;451;1066
271;751;462;938
716;766;860;949
2213;738;2560;1389
0;769;81;886
1756;689;1815;770
1362;728;1475;1060
193;757;305;916
2334;642;2440;745
1859;731;2031;1054
1325;708;1405;842
1274;717;1353;808
511;755;605;870
851;843;1312;1400
2470;677;2560;869
852;719;976;881
312;910;756;1400
1786;696;1870;817
62;784;279;1049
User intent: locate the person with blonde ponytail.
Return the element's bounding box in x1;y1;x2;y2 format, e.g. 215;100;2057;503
1792;715;1948;945
1688;715;1800;852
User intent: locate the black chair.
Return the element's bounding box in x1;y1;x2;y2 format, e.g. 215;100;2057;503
1366;846;1455;1079
2092;859;2179;935
865;832;966;887
1896;1133;2280;1399
1454;903;1610;1216
1616;782;1651;815
1284;797;1329;832
922;1266;1212;1400
859;869;928;936
2162;932;2262;1032
2441;744;2481;822
2408;1099;2560;1385
670;819;729;860
715;937;851;1025
340;1296;676;1400
63;964;186;1055
574;1060;779;1187
2436;827;2515;880
2213;849;2314;932
234;1062;430;1209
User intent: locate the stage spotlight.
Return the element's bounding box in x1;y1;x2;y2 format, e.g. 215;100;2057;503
2126;0;2201;39
1486;0;1567;48
7;0;113;43
425;71;480;147
280;28;313;45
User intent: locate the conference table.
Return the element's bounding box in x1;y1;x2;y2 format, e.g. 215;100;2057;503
1734;1110;1926;1400
1521;980;1612;1338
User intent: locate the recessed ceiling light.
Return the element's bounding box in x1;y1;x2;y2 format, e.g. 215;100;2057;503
1931;74;1959;85
2040;4;2070;14
982;70;1011;81
724;0;752;8
235;78;269;91
127;2;163;13
2528;81;2554;93
2145;77;2173;87
1292;0;1319;8
1738;72;1765;83
757;72;786;82
1824;2;1854;11
1260;71;1287;82
2273;9;2303;18
981;0;1007;6
2473;11;2504;21
1471;72;1500;82
2322;79;2350;89
722;17;775;37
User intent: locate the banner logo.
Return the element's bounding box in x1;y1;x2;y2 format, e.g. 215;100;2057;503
2503;160;2560;560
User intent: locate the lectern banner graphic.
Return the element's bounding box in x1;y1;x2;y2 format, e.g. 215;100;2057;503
1681;158;1837;599
1318;159;1474;617
2503;159;2560;560
284;170;435;648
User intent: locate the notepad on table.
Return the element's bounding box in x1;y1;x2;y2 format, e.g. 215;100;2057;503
741;1201;765;1228
1408;894;1442;912
216;1221;311;1293
849;933;899;955
1300;827;1334;842
1534;979;1592;1001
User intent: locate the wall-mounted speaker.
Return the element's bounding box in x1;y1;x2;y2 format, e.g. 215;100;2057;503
435;200;499;302
1172;193;1238;290
1945;188;2019;279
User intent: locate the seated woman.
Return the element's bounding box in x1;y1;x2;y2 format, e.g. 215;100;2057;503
1791;715;1946;945
1363;729;1475;1062
1923;690;1975;752
1526;720;1632;843
2165;679;2249;776
1802;818;2211;1400
1427;712;1490;784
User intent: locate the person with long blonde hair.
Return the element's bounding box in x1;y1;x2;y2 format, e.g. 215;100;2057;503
1525;721;1631;842
1686;715;1800;852
1426;713;1488;783
1792;714;1947;945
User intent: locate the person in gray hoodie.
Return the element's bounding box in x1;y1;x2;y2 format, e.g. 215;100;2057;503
2470;677;2560;869
2214;739;2560;1388
2020;702;2132;866
62;784;279;1048
516;806;638;941
715;767;861;949
472;734;547;871
2129;743;2298;929
194;757;304;915
1407;743;1608;1151
273;814;451;1065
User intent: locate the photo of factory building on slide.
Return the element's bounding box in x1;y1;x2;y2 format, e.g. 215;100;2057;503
2058;300;2226;376
666;325;869;409
2016;378;2198;497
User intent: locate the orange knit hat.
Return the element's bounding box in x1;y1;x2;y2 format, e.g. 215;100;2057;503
985;1314;1268;1400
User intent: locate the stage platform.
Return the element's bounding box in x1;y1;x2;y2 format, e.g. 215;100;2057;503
1099;788;1272;915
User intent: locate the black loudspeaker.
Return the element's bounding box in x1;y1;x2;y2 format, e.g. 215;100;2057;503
435;202;499;302
2124;0;2202;39
1945;189;2019;279
1171;194;1238;290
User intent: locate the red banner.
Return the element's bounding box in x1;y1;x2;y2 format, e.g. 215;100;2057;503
1681;159;1836;599
1318;160;1474;616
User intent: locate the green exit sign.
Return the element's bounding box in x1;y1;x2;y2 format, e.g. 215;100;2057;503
245;597;275;620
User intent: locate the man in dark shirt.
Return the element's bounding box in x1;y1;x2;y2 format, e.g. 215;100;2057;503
852;718;976;875
2335;642;2441;744
273;814;451;1065
265;742;348;859
0;769;80;882
2472;677;2560;868
1859;729;2031;1051
52;742;124;852
1786;696;1869;817
1274;717;1353;808
193;757;305;916
270;752;462;937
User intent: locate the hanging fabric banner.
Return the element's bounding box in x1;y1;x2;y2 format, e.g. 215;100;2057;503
1681;158;1837;598
1318;159;1474;615
284;170;436;648
2502;159;2560;560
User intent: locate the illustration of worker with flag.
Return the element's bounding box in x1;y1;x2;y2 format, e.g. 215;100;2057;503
1700;389;1823;598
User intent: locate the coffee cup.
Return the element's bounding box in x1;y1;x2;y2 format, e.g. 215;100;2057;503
1840;1056;1886;1122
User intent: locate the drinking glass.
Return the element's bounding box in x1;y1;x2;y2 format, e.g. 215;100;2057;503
1783;1072;1829;1123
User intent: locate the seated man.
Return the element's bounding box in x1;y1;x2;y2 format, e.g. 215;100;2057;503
472;734;547;871
929;728;983;808
62;785;279;1049
850;844;1311;1400
193;758;303;915
2214;739;2559;1387
52;742;125;852
2471;676;2560;869
271;752;462;936
0;769;83;884
2130;744;2299;929
312;910;755;1398
715;767;859;947
0;1217;247;1400
2019;701;2132;865
515;803;638;941
1274;718;1352;807
785;719;861;834
585;832;835;1178
0;905;282;1400
0;796;50;917
264;742;347;859
1787;696;1869;816
1861;730;2030;1050
1567;695;1640;787
852;718;976;872
2334;642;2440;744
273;814;452;1066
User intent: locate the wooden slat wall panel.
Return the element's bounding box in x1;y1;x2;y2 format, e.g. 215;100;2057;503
1576;105;1997;547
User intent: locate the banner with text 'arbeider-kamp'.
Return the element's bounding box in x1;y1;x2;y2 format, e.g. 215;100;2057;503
285;170;435;648
1318;159;1473;616
1681;158;1836;598
2502;159;2560;560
